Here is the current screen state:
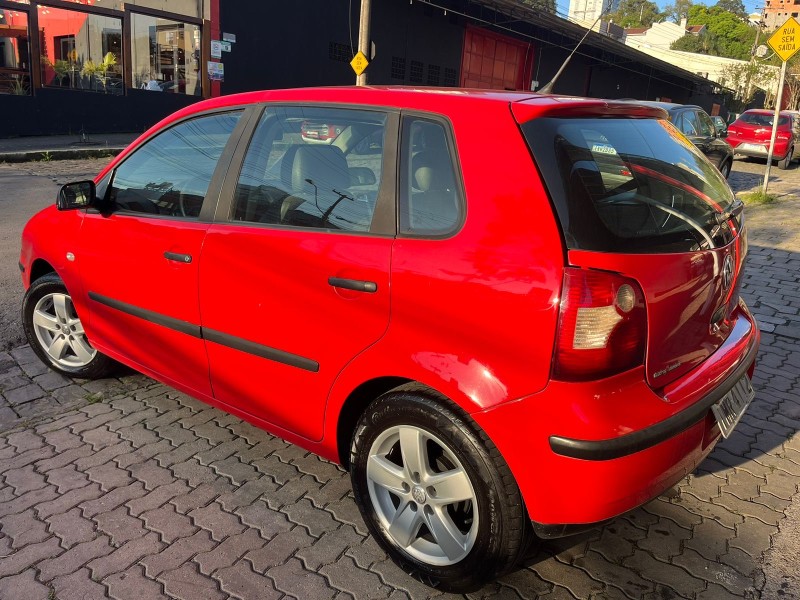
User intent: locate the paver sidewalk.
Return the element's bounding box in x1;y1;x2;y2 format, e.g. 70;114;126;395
0;204;798;599
0;133;138;163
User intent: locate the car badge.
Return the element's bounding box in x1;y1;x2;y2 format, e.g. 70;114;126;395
722;254;734;292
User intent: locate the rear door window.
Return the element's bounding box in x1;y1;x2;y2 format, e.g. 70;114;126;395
522;117;737;253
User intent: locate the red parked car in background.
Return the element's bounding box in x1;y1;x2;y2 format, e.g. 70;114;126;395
726;109;800;169
20;88;759;592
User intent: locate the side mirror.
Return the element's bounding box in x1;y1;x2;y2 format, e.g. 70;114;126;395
57;180;96;210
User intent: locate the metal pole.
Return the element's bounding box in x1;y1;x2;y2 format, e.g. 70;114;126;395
744;24;762;104
356;0;372;86
763;59;788;195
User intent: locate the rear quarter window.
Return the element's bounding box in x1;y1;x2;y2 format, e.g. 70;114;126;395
522;117;737;253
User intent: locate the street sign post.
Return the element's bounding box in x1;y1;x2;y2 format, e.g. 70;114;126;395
763;17;800;194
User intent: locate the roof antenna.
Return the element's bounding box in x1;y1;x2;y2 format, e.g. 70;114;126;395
539;0;613;95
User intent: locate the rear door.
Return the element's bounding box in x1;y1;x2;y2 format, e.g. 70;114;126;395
198;105;398;441
78;109;247;396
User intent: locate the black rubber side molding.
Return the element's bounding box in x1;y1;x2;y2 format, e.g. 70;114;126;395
88;291;318;373
549;339;759;461
164;251;192;264
328;277;378;293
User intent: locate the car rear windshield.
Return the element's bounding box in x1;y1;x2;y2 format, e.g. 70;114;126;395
522;117;738;253
738;113;790;127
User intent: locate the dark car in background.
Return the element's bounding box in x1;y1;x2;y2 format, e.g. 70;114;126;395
726;109;800;170
626;102;735;178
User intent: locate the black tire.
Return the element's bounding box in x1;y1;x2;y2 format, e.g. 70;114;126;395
718;159;732;179
778;146;794;170
22;273;115;379
349;386;532;592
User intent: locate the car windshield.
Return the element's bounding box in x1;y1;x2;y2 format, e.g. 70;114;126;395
522;117;737;253
738;112;790;127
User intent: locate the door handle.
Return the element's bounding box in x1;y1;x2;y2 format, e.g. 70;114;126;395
164;251;192;264
328;277;378;293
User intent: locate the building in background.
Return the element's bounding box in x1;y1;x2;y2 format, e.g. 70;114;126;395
568;0;621;26
0;0;220;136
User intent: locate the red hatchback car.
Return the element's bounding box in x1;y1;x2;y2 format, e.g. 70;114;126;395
20;87;759;591
726;108;800;169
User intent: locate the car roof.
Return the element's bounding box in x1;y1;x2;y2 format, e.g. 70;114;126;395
163;86;668;124
622;100;703;113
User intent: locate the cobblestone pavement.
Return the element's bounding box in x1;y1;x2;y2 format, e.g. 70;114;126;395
0;159;799;599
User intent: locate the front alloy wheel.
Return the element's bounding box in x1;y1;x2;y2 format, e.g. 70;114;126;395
23;273;115;379
32;292;96;369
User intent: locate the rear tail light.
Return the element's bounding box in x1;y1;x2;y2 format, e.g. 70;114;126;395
553;268;647;381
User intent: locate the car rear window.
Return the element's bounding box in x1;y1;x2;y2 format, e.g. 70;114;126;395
522;117;738;253
738;113;790;127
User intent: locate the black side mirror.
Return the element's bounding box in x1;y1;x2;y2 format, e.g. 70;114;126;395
57;180;96;210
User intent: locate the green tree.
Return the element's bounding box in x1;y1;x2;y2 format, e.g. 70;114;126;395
606;0;662;27
714;0;747;19
680;5;756;60
671;30;718;54
663;0;693;23
519;0;556;13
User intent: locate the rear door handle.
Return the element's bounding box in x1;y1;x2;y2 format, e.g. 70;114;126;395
328;277;378;293
164;251;192;264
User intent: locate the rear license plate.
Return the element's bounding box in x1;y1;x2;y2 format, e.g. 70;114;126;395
711;375;755;438
737;143;765;153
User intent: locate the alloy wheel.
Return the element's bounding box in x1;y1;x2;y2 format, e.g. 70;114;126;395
32;292;96;369
366;424;479;566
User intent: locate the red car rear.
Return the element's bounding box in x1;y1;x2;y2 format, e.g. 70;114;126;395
727;108;800;169
19;88;758;592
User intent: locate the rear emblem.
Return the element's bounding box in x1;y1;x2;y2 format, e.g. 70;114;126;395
722;254;734;292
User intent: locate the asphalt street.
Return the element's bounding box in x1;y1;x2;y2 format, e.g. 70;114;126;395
0;155;798;599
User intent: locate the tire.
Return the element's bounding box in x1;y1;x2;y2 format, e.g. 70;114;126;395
778;146;794;170
22;273;115;379
718;159;732;179
350;387;532;592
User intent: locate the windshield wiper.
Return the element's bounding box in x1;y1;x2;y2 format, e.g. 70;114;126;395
714;199;744;226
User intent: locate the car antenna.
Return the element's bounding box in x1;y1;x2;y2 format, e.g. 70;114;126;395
539;0;613;95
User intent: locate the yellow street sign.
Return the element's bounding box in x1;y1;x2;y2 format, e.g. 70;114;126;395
350;51;369;76
768;17;800;62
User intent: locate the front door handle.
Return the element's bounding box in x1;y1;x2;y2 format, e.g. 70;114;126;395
328;277;378;293
164;251;192;264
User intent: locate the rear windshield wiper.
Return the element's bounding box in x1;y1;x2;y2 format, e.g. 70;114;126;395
714;199;744;226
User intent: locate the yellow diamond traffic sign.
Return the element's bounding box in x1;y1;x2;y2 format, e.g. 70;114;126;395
350;51;369;76
768;17;800;62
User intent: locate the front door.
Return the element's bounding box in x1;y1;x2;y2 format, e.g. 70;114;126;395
199;105;397;441
78;110;244;396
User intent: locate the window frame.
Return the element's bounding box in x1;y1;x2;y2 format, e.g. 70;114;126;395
0;0;33;93
214;102;401;238
397;110;466;240
96;104;257;222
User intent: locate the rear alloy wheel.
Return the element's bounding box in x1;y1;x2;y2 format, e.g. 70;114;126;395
778;146;794;170
719;159;732;179
22;273;115;379
350;388;531;592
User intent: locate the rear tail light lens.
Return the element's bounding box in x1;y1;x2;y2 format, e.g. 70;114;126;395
553;268;647;381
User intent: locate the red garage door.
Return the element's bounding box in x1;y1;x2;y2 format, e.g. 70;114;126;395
460;26;533;90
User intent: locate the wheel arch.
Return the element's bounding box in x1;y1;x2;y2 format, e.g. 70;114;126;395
29;259;57;285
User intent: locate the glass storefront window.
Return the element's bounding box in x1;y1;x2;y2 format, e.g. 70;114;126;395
39;6;123;94
0;9;30;95
131;12;201;96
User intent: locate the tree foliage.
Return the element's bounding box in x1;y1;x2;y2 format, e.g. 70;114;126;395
714;0;747;19
663;0;693;23
519;0;556;13
669;5;756;60
607;0;662;28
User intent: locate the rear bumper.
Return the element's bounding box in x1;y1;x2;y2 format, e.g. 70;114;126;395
473;302;759;530
728;138;790;159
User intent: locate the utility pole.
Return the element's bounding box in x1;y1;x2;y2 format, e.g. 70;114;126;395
356;0;372;86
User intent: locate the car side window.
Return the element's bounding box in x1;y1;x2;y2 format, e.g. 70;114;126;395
695;111;714;137
232;106;387;232
679;111;699;136
399;117;462;236
106;111;242;218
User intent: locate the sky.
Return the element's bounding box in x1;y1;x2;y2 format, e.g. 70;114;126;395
554;0;762;21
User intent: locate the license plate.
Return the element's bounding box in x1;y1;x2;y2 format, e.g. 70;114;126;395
738;143;765;152
711;375;755;438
